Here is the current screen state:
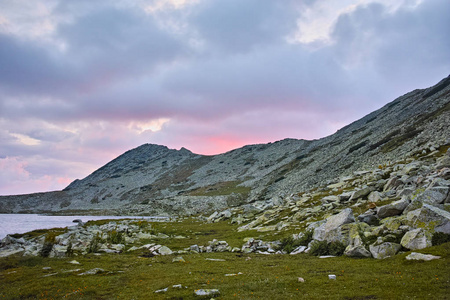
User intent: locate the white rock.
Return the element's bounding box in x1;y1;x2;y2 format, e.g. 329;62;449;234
405;252;441;261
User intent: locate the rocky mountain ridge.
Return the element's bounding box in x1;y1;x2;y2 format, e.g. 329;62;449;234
0;75;449;216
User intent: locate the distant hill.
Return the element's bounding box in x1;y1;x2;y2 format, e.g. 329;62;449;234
1;75;449;216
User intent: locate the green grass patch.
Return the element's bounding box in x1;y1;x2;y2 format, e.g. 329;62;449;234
0;243;448;299
189;181;251;197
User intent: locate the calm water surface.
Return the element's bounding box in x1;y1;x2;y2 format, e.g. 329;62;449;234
0;214;164;239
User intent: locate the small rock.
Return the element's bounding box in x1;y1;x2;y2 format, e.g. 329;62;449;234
158;246;173;255
78;268;105;276
298;277;305;283
290;246;307;255
405;252;441;261
172;256;186;263
155;287;168;293
68;260;81;265
225;272;243;276
328;274;336;280
194;289;220;297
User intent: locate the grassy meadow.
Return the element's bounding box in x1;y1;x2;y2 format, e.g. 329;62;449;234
0;218;449;299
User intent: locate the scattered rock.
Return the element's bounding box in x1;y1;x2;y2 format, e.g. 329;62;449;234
328;275;336;280
78;268;105;276
344;245;372;258
225;272;243;276
313;208;355;242
172;256;186;263
194;289;220;297
400;228;432;250
290;246;307;255
205;258;226;262
405;252;441;261
377;199;409;218
415;187;449;206
369;242;401;259
158;246;173;255
155;287;168;293
298;277;306;283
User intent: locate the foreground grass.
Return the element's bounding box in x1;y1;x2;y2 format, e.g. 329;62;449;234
1;218;449;299
0;243;448;299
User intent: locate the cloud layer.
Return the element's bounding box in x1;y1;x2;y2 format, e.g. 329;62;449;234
0;0;449;195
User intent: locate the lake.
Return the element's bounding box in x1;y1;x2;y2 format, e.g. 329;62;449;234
0;214;167;239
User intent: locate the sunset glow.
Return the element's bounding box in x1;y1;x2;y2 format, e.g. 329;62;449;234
0;0;449;195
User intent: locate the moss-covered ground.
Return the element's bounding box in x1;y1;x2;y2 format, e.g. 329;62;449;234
0;218;449;299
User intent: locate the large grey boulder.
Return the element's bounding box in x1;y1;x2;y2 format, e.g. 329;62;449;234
350;187;374;201
414;187;449;206
400;228;432;250
377;198;409;218
313;208;355;243
158;246;173;255
369;242;401;259
406;204;450;234
344;245;372;258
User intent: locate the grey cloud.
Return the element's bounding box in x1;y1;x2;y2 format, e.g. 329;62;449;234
189;0;299;53
331;0;450;91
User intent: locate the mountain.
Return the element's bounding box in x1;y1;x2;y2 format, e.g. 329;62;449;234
1;76;449;216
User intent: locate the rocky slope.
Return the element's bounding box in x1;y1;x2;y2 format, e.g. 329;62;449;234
1;141;449;260
0;75;449;216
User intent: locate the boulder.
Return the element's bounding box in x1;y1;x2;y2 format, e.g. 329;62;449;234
344;245;372;258
190;244;200;253
369;242;401;259
158;246;173;255
405;252;441;261
321;195;340;204
403;198;423;215
406;204;450;234
377;198;409;218
400;228;432;250
207;211;219;223
358;212;379;226
436;156;450;169
368;191;383;202
415;187;449;206
313;208;355;243
384;177;402;192
350;187;374;201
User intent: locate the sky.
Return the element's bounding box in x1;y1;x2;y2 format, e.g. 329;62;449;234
0;0;449;196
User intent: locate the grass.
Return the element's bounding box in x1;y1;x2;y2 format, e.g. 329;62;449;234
1;217;449;299
0;243;448;299
189;181;251;197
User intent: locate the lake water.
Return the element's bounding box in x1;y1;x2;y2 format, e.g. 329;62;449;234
0;214;167;240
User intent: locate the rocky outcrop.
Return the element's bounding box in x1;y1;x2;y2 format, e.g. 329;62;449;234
1;76;450;216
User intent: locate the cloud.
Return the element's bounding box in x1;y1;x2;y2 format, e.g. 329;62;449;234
0;0;449;195
188;0;299;54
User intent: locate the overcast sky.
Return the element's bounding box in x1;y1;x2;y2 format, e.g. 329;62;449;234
0;0;449;195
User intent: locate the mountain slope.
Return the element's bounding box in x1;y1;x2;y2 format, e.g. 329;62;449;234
1;76;449;215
